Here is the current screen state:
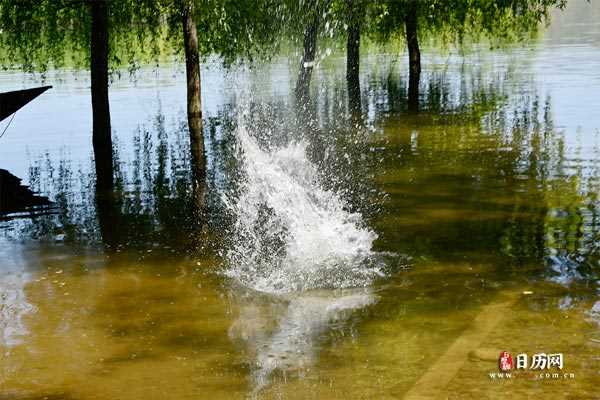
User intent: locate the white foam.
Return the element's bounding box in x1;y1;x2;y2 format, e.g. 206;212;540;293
222;113;382;294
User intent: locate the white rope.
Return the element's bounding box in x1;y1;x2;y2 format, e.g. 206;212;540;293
0;111;17;140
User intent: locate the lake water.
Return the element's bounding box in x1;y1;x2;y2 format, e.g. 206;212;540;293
1;2;600;399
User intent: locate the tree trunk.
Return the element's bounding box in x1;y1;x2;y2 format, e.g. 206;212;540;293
95;189;119;250
181;2;206;211
295;3;321;105
405;0;420;112
346;22;361;116
90;0;113;191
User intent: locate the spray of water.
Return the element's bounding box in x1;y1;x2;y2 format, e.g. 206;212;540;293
222;113;383;294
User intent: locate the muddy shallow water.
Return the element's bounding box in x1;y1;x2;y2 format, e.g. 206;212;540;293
2;2;600;399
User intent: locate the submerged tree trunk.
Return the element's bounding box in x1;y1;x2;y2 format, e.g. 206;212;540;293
95;190;120;250
295;3;321;105
405;0;420;112
181;2;206;211
90;0;113;191
346;22;361;117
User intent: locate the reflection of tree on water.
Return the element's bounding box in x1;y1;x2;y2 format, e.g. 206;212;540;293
489;97;600;285
3;68;599;295
6;112;223;254
328;66;597;308
1;64;513;249
375;77;600;288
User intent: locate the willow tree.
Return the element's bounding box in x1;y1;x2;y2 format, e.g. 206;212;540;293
296;0;332;104
328;0;374;116
255;0;333;105
155;0;276;208
0;0;163;191
372;0;567;111
344;0;363;115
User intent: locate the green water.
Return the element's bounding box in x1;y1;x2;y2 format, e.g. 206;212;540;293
2;3;600;399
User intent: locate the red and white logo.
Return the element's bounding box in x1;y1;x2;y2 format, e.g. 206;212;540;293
499;351;513;371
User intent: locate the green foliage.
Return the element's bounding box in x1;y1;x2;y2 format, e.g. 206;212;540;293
157;0;280;65
0;0;570;74
371;0;568;48
0;0;278;73
0;0;167;72
0;0;88;71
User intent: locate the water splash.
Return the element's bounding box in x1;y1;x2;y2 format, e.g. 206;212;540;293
222;114;382;294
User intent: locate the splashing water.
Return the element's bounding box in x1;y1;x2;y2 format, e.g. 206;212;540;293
222;115;382;294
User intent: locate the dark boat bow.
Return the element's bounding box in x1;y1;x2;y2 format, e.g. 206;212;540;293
0;85;52;122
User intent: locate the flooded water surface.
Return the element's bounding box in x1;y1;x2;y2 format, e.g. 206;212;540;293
2;3;600;399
